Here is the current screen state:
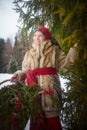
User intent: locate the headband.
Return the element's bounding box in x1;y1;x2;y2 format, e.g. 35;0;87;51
38;26;51;39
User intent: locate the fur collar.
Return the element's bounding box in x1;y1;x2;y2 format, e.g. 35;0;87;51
32;40;53;56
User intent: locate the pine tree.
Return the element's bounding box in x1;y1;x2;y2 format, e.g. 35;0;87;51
0;38;5;72
13;31;30;69
13;0;87;129
7;56;18;73
2;38;13;72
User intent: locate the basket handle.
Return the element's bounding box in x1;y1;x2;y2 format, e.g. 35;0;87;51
0;79;11;85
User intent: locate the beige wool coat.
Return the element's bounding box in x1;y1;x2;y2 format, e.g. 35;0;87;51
15;40;77;118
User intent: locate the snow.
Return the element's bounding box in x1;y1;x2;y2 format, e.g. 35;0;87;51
0;73;66;89
0;73;13;88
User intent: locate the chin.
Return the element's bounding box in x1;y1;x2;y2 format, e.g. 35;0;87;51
36;42;41;45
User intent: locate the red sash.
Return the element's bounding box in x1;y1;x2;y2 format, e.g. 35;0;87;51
25;67;57;85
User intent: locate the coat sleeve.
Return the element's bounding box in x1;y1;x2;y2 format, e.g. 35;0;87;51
22;47;36;72
11;50;31;82
58;47;77;71
22;51;30;72
12;52;28;81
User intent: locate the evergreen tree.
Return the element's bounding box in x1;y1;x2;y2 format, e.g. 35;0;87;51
0;38;5;72
13;31;30;69
2;38;13;72
13;0;87;129
7;55;18;73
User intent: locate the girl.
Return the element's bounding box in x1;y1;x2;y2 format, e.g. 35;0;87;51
11;26;77;130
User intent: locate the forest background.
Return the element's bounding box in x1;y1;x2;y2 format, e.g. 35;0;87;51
0;0;87;130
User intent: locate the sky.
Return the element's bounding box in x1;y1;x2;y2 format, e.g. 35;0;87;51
0;0;19;42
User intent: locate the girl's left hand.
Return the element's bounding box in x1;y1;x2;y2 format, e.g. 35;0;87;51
74;43;78;48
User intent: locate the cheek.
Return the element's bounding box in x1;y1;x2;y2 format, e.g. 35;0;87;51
33;37;37;42
40;37;46;42
33;36;36;40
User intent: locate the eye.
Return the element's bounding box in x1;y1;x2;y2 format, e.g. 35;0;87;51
39;35;43;37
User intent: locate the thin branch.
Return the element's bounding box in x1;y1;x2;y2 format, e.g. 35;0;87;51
0;79;11;85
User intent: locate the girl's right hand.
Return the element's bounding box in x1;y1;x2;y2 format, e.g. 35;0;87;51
10;74;19;82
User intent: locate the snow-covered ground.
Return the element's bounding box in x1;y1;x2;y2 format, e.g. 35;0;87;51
0;73;13;88
0;73;66;89
0;73;66;130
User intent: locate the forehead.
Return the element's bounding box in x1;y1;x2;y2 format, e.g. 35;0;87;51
34;31;45;36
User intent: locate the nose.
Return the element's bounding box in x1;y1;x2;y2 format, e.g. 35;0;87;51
36;36;39;40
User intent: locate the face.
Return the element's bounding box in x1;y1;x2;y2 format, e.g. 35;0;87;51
33;31;46;45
